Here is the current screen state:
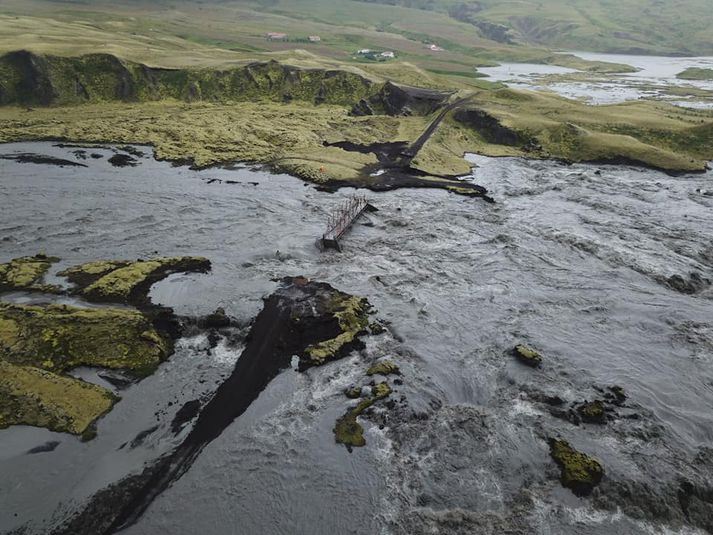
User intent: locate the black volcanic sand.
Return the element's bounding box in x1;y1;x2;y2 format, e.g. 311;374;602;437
322;140;491;200
322;96;492;200
51;277;371;535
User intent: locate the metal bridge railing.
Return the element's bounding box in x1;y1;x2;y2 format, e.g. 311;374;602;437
322;194;368;241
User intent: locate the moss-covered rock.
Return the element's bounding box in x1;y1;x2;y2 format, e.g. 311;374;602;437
366;360;400;376
303;293;370;368
345;386;363;399
576;400;607;424
0;360;116;436
513;344;543;367
549;438;604;496
59;256;211;305
0;302;171;374
0;254;61;292
334;381;392;449
57;260;131;285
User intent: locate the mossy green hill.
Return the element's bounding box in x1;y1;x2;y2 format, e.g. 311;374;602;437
0;9;712;186
352;0;713;55
0;51;378;107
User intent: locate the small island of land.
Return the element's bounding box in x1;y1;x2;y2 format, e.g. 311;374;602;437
677;67;713;81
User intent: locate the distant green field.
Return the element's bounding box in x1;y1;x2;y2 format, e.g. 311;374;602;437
347;0;713;55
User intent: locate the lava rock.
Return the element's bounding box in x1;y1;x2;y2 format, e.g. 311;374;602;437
202;307;231;329
549;438;604;496
576;400;607;424
366;360;400;376
108;153;138;167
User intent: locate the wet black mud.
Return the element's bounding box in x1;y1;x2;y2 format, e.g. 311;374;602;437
322;139;492;200
0;153;87;167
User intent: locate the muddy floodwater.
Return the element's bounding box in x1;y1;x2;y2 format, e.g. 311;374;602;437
480;53;713;108
1;142;713;534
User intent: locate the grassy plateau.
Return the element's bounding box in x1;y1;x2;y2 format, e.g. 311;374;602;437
0;0;711;183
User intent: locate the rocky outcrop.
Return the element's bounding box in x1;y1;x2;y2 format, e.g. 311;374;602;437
453;107;527;146
512;344;543;367
334;382;392;449
549;438;604;496
0;254;61;292
0;360;117;438
0;51;379;108
58;256;211;306
49;277;377;534
366;360;400;376
352;81;451;116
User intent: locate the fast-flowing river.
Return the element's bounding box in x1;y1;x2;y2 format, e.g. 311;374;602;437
1;142;712;534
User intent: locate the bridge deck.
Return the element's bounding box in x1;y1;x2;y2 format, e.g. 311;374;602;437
321;195;370;251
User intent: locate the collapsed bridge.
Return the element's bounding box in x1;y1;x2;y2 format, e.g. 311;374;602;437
320;194;375;251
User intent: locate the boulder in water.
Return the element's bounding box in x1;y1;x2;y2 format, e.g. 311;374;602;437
549;438;604;496
512;344;543;367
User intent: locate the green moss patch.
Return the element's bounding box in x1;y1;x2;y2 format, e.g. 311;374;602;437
58;260;132;286
334;381;392;449
549;438;604;496
576;400;607;424
0;360;117;436
59;256;211;305
366;360;400;376
0;254;61;292
303;294;370;367
513;344;543;367
0;302;171;374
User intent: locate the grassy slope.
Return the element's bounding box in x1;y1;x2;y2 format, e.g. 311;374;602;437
345;0;713;55
677;68;713;81
0;0;642;76
475;0;713;55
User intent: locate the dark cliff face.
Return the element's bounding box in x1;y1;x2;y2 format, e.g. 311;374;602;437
0;51;449;117
351;81;451;117
0;50;58;106
452;107;525;146
0;51;379;108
